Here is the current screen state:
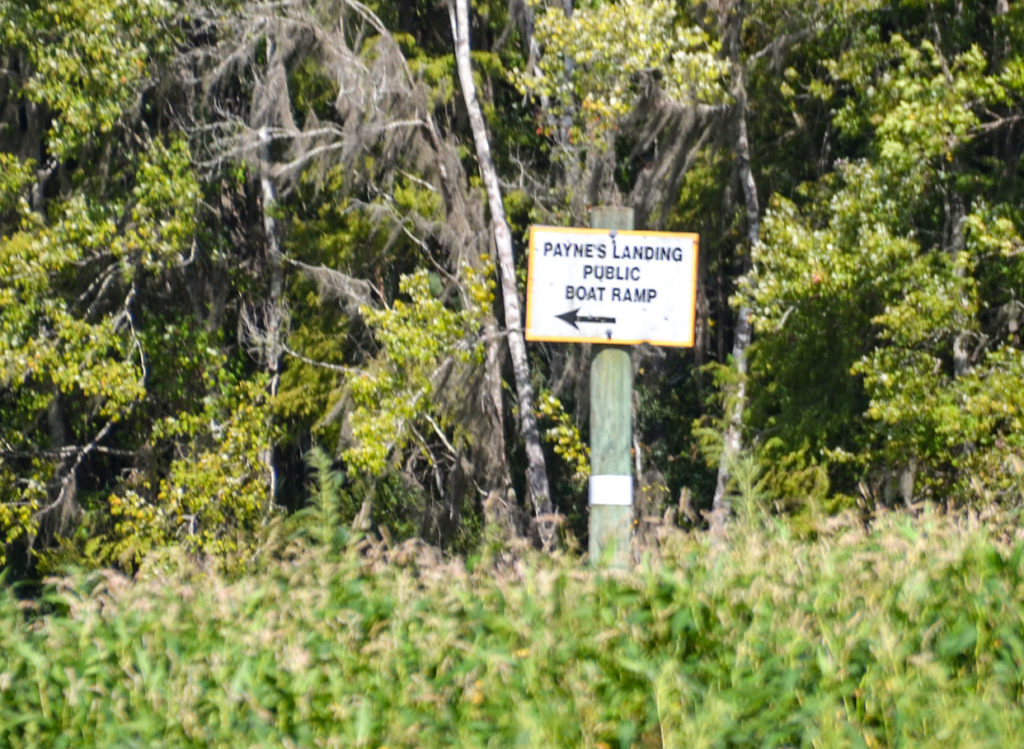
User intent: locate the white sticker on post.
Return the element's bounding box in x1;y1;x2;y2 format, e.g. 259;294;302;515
588;474;633;506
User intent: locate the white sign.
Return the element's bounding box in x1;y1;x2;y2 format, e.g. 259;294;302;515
524;225;699;347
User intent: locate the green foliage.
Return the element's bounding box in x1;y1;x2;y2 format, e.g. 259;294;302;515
0;0;263;572
746;162;912;479
537;389;589;486
293;446;349;551
343;265;491;477
274;168;452;450
513;0;726;143
0;135;201;565
151;376;276;557
0;154;34;215
34;371;278;573
745;2;1024;507
7;509;1024;745
4;0;176;158
4;0;1024;568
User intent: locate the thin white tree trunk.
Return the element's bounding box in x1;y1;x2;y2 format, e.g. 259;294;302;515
449;0;553;537
711;0;759;529
259;125;282;504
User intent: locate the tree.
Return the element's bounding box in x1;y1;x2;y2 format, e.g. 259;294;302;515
0;0;284;571
745;0;1024;509
0;0;192;566
450;0;554;543
181;0;536;546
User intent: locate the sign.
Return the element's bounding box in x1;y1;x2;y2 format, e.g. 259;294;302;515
525;225;699;347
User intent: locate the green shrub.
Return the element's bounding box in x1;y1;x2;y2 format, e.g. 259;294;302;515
3;508;1024;747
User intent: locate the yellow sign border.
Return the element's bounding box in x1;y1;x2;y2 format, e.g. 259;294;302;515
524;225;700;348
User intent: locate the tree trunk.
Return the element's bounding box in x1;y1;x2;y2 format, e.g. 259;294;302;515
258;124;283;505
449;0;554;543
711;0;759;530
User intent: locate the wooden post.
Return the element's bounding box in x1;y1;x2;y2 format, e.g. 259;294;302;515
588;206;634;567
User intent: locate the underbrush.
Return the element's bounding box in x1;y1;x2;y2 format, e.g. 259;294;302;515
3;507;1024;747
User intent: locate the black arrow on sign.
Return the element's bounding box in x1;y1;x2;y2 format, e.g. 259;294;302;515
556;308;617;330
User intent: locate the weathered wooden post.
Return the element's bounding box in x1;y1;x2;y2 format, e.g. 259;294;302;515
588;207;634;567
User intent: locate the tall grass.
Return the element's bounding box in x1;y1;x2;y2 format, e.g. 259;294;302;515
3;507;1024;747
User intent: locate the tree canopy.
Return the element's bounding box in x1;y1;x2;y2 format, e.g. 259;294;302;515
1;0;1022;575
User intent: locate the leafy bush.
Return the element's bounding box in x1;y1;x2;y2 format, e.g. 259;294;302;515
4;508;1024;746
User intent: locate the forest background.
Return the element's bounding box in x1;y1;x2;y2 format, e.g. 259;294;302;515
1;0;1023;577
